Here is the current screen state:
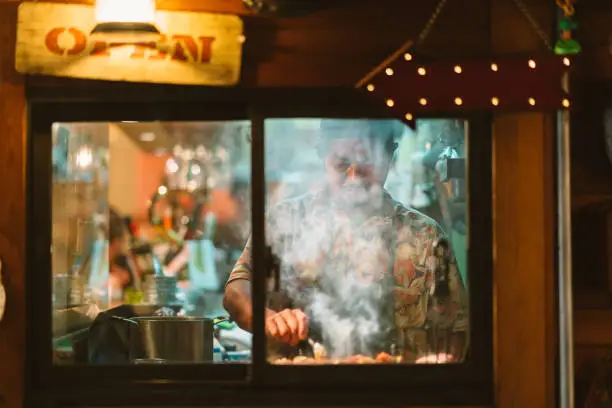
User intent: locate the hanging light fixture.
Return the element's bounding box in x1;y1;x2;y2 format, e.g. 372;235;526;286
90;0;161;43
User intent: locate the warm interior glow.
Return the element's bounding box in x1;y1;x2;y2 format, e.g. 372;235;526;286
417;67;426;76
491;97;499;106
366;84;375;92
528;59;536;69
95;0;156;24
386;99;395;107
562;98;570;108
385;68;394;76
454;65;462;74
404;53;413;61
563;57;571;67
404;113;413;121
454;97;463;106
490;63;498;72
419;98;427;106
528;97;536;106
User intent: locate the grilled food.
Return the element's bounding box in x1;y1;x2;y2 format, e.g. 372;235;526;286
272;352;402;365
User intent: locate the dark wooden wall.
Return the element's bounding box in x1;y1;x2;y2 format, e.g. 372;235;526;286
2;0;608;407
0;4;26;408
560;0;612;406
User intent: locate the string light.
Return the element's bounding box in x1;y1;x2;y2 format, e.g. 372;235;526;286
385;68;394;76
419;98;428;106
562;98;570;108
563;57;571;67
404;53;413;61
405;113;413;121
490;63;499;72
528;97;536;106
386;99;395;107
491;97;500;106
454;65;462;74
417;67;427;76
528;59;536;69
454;97;463;106
366;84;375;92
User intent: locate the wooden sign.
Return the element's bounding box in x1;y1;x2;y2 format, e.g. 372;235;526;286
15;2;243;86
357;49;571;124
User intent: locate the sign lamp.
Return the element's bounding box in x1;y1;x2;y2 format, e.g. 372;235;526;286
91;0;161;42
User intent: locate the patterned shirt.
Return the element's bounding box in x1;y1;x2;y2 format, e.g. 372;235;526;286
227;190;468;358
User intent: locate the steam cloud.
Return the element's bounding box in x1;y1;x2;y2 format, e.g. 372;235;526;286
269;178;396;358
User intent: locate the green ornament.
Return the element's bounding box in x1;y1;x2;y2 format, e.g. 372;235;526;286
558;17;578;31
554;39;581;55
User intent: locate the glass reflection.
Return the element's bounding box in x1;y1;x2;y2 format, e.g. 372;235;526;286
224;118;469;365
51;121;252;365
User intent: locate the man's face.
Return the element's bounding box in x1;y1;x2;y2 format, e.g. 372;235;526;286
323;137;393;208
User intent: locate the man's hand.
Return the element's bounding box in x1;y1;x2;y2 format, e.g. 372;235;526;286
266;309;308;345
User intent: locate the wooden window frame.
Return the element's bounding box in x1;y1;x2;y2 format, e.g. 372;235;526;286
26;87;493;407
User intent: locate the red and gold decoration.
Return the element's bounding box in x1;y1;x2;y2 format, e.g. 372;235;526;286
357;52;571;125
356;0;573;126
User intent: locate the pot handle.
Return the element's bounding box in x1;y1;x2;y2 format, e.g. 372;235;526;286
111;315;139;326
213;316;235;330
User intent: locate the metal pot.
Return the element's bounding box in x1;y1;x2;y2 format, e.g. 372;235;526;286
114;316;222;363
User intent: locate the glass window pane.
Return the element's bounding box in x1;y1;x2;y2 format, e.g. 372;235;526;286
259;118;469;365
51;121;252;365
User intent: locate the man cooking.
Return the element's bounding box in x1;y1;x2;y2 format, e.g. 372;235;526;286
223;119;468;363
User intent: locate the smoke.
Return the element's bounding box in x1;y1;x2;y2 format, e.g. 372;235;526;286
264;119;404;358
269;182;395;358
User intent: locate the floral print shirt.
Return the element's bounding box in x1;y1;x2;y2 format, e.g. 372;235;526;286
227;190;468;357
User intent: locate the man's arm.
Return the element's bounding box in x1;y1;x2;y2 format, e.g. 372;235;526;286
448;261;469;361
223;237;256;331
224;279;255;332
223;237;308;345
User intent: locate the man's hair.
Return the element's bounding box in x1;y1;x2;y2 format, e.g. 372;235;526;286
108;208;126;243
315;119;405;157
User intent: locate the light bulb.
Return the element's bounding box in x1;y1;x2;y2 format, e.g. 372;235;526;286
419;98;427;106
528;59;536;69
385;68;394;76
490;63;498;72
491;97;500;106
563;57;571;67
417;67;426;76
562;98;570;108
139;132;155;142
405;113;413;121
404;53;413;61
386;99;395;107
366;84;375;92
528;97;536;106
95;0;156;24
75;147;93;169
454;65;462;74
166;158;179;173
454;97;463;106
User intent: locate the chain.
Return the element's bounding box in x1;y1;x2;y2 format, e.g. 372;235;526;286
414;0;451;47
555;0;575;16
510;0;553;51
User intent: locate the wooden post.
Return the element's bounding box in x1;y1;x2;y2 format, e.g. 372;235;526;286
489;0;558;404
493;113;557;408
